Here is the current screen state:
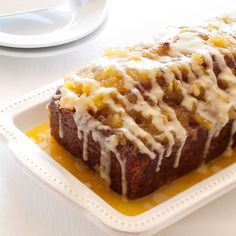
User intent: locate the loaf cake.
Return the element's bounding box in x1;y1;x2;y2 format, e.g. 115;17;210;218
48;12;236;199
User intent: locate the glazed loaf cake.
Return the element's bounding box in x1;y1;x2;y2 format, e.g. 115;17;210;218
48;13;236;199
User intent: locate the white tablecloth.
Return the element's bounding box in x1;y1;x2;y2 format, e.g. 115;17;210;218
1;0;236;235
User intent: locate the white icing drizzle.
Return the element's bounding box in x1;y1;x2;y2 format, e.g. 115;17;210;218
106;134;127;195
104;90;159;158
76;118;110;186
76;128;83;140
100;146;111;185
82;131;88;161
57;12;236;197
167;26;236;158
58;113;63;139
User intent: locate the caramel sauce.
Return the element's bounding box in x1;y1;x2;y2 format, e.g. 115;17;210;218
26;121;236;216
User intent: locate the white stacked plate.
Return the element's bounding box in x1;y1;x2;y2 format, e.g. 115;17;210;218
0;0;107;48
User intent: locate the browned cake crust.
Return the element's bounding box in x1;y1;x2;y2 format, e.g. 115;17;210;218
48;95;234;199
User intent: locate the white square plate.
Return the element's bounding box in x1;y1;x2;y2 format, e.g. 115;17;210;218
1;81;236;236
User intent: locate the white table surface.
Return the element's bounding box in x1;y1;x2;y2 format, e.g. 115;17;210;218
1;0;236;235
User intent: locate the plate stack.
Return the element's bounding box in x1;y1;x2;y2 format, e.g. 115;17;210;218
0;0;107;50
